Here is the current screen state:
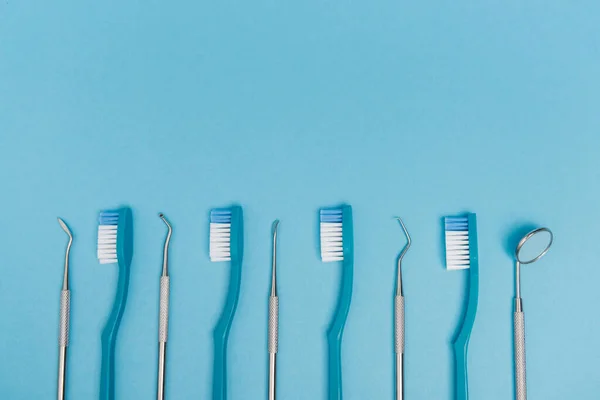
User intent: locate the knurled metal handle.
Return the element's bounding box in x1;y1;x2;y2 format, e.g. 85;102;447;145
268;296;279;354
159;277;170;343
59;290;70;347
514;311;527;400
395;295;404;354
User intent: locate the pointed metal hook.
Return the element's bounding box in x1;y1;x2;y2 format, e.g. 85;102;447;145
58;218;73;290
396;217;411;296
271;220;279;296
159;213;172;276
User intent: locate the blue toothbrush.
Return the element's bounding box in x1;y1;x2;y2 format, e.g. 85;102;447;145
96;207;134;400
209;206;244;400
445;214;479;400
320;205;354;400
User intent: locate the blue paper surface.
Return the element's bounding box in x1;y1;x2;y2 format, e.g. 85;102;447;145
1;1;599;398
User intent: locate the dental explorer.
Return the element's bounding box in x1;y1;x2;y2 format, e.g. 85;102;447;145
57;218;72;400
513;228;553;400
157;213;172;400
395;218;411;400
268;220;280;400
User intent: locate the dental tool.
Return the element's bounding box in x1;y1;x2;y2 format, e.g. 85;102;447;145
513;228;553;400
394;218;411;400
268;220;280;400
57;218;73;400
157;213;172;400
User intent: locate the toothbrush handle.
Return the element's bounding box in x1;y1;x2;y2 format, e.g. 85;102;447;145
514;309;527;400
268;296;279;400
327;332;343;400
394;295;404;400
327;259;354;400
58;290;70;400
157;276;170;400
100;262;131;400
213;258;242;400
453;341;469;400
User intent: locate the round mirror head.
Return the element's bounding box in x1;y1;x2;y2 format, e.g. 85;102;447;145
515;228;553;264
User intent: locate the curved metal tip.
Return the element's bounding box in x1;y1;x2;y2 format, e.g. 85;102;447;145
272;219;279;254
58;217;73;290
57;217;72;238
159;213;172;230
271;219;279;296
396;217;411;263
395;217;411;296
159;213;172;276
396;217;411;245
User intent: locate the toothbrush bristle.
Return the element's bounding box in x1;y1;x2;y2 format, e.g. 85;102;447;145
210;209;232;262
98;211;119;264
445;216;471;270
320;209;344;262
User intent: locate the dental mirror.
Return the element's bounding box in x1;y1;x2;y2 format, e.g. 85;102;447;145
512;227;553;400
515;228;553;264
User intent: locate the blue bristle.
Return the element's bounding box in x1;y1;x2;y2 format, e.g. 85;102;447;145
99;211;119;225
445;217;468;231
320;209;343;223
211;209;232;224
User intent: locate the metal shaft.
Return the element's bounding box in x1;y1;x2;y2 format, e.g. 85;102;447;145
395;294;405;400
396;354;404;400
268;295;279;400
269;353;277;400
58;291;70;400
158;342;167;400
514;261;527;400
514;307;527;400
515;261;522;301
58;347;67;400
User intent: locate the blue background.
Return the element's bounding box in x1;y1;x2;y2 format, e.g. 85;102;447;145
1;1;599;399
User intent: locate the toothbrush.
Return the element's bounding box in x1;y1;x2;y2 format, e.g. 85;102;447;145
57;218;73;400
209;206;244;400
320;205;354;400
97;207;134;400
445;214;479;400
268;220;280;400
157;213;172;400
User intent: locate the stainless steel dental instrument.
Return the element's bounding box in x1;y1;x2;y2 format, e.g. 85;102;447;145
395;218;411;400
157;213;172;400
57;218;72;400
268;220;280;400
513;228;553;400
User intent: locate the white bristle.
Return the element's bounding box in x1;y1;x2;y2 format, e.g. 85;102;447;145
97;225;118;264
210;222;231;262
320;222;344;262
445;220;470;270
